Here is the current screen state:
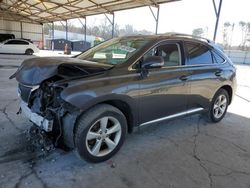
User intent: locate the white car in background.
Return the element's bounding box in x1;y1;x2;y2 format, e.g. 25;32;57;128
0;39;39;55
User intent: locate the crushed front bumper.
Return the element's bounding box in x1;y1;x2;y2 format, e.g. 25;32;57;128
20;101;53;132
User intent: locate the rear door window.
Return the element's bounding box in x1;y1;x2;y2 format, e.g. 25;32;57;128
186;42;213;65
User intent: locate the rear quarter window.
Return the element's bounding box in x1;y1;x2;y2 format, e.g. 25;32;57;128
185;42;213;65
212;51;225;64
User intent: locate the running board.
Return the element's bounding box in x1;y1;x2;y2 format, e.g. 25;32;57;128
139;107;204;127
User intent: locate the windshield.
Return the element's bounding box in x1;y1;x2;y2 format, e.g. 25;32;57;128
77;37;150;65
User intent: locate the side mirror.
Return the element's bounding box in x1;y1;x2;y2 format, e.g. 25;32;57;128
141;56;164;69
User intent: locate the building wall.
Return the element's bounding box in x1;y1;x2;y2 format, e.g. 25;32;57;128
225;50;250;65
0;20;43;42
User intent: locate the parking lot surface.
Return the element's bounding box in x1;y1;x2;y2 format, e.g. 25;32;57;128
0;54;250;188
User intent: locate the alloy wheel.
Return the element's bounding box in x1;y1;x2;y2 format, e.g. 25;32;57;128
213;94;227;119
85;116;122;157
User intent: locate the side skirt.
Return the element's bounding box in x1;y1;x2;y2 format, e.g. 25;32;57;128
134;107;204;131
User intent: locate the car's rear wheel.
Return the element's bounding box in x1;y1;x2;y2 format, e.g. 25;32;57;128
25;49;34;55
74;104;127;163
207;88;229;122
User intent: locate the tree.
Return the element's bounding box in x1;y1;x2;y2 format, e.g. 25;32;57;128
246;23;250;49
192;28;204;37
43;20;153;40
222;22;231;49
238;21;250;50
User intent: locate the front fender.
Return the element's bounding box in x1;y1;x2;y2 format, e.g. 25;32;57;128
60;70;140;128
60;76;139;115
62;90;136;111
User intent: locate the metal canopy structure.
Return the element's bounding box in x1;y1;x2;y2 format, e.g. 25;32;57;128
0;0;178;24
0;0;223;43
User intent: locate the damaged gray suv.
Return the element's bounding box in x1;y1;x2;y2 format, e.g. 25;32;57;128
10;33;236;163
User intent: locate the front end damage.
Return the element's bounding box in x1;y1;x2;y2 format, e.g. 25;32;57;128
10;57;112;151
18;80;79;150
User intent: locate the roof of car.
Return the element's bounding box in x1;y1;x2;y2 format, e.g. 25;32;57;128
8;38;29;41
118;33;214;46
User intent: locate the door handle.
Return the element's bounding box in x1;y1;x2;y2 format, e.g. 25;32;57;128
215;70;222;77
179;75;189;81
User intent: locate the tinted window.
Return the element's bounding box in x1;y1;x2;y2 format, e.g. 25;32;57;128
186;42;213;65
212;51;225;64
5;40;29;45
144;43;181;67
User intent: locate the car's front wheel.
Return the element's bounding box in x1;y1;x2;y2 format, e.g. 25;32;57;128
207;88;229;122
74;104;127;163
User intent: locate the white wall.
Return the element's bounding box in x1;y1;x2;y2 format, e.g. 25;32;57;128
225;50;250;65
0;20;43;42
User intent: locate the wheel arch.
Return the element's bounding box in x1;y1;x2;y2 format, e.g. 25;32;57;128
25;48;34;54
219;85;233;104
72;96;137;135
101;100;135;133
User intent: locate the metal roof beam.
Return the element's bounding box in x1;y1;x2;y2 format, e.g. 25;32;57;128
148;5;160;34
88;0;112;14
104;13;115;38
0;0;179;23
78;18;86;29
0;8;41;24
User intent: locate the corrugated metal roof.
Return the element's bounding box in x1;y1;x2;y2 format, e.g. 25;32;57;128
0;0;179;24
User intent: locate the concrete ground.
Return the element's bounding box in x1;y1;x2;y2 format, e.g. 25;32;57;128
0;54;250;188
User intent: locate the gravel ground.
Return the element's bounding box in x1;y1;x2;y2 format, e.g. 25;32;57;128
0;54;250;188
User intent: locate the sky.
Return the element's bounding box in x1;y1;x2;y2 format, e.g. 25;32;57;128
70;0;250;45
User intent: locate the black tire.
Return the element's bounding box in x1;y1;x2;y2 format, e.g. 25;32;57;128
74;104;127;163
207;88;229;123
25;49;34;55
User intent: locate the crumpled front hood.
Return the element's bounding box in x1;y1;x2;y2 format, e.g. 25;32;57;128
10;57;112;86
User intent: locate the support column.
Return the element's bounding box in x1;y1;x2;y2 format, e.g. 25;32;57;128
84;18;87;43
213;0;223;41
149;5;160;34
41;23;44;50
65;20;68;40
78;17;87;49
112;13;115;38
52;22;54;51
155;6;160;34
20;22;23;38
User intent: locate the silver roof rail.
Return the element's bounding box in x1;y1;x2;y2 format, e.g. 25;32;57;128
162;32;214;44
